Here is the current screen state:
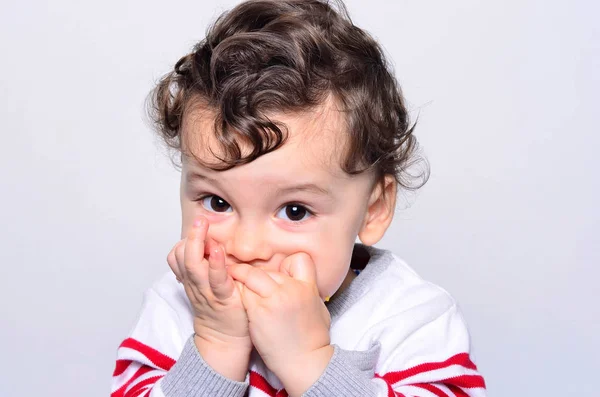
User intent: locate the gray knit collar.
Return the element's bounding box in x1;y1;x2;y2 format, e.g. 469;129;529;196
326;243;394;324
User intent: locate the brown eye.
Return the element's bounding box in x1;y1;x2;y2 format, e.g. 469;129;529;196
278;204;311;222
201;195;232;213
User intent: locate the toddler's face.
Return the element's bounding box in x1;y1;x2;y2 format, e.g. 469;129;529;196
179;104;377;299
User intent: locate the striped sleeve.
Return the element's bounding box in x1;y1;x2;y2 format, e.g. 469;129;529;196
112;337;176;397
373;303;486;397
110;284;249;397
375;353;486;397
374;304;486;397
111;287;181;397
304;303;486;397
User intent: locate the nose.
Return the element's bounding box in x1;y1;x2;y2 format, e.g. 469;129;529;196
225;219;272;265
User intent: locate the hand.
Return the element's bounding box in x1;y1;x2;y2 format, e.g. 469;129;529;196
227;253;333;396
167;216;252;381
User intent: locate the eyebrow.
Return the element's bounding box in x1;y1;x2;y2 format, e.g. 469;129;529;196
187;172;219;185
276;183;331;196
186;172;332;197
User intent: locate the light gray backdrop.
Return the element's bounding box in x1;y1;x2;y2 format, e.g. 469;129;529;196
1;0;598;395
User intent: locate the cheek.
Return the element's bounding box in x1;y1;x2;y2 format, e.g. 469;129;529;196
307;230;356;297
180;199;227;240
312;245;354;297
288;215;361;295
180;200;196;239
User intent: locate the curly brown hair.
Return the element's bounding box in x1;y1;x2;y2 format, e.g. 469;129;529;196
148;0;428;191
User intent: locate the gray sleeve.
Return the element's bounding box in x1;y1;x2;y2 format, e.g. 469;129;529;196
161;335;249;397
302;343;381;397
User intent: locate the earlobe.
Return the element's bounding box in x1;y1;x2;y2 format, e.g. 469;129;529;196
358;175;397;246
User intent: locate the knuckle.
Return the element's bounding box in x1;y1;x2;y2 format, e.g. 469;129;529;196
176;250;185;264
183;261;195;274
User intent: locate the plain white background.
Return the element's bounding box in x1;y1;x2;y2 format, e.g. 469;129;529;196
1;0;598;395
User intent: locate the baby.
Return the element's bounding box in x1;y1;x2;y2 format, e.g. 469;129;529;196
111;1;486;396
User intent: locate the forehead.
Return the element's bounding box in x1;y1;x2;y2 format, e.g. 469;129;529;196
181;100;350;179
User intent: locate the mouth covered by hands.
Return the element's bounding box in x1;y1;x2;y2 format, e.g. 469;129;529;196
227;247;333;395
167;216;334;393
166;217;252;381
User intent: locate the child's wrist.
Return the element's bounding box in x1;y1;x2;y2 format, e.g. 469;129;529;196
194;333;252;382
193;319;253;350
273;345;335;397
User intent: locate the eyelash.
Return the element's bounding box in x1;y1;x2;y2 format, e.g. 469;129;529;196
193;194;316;223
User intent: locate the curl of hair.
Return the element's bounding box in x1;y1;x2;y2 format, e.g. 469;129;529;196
147;0;429;191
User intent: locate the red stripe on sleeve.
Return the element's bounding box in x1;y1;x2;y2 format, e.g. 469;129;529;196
441;375;486;389
413;383;450;397
111;366;153;397
130;386;152;397
119;338;176;371
379;353;478;384
446;384;470;397
126;375;164;397
375;373;397;397
250;371;277;396
113;360;133;376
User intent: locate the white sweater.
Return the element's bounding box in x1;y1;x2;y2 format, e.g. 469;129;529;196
111;244;487;397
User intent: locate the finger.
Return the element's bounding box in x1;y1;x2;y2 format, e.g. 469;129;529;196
280;252;317;284
233;280;245;295
183;217;209;285
227;264;279;298
204;237;219;259
238;282;262;310
174;238;185;264
175;238;187;281
208;244;235;300
264;271;286;284
168;239;185;282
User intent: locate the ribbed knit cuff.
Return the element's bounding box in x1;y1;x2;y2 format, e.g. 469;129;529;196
303;343;381;397
161;335;249;397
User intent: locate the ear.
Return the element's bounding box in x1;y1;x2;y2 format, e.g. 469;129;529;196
358;175;397;246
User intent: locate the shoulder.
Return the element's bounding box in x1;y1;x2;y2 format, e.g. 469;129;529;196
147;270;193;315
369;247;457;322
331;245;466;347
123;271;194;356
132;271;194;335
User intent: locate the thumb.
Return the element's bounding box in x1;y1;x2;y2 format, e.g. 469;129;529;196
280;252;317;285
